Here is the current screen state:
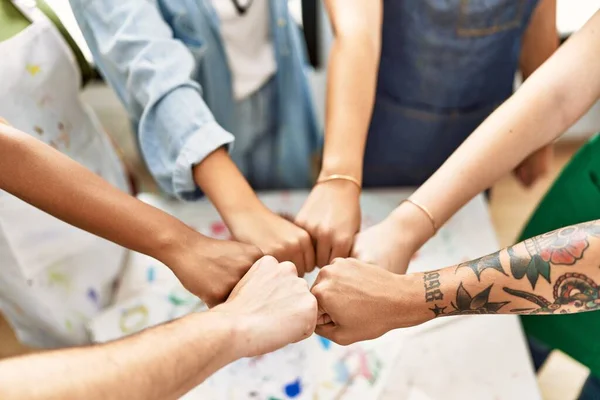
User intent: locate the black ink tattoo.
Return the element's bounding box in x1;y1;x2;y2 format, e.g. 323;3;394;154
429;283;508;317
457;251;506;281
503;272;600;314
424;271;443;302
508;221;600;289
429;304;446;316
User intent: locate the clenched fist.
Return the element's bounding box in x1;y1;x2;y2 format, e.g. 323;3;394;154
215;256;318;357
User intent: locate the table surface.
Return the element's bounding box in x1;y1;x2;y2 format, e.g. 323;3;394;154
133;190;541;400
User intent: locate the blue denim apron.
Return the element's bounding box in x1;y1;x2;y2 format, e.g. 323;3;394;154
363;0;539;187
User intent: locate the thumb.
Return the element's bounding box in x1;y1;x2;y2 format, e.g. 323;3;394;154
317;311;332;326
315;322;337;341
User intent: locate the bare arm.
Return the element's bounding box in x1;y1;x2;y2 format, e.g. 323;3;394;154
0;256;318;400
520;0;559;80
0;122;190;265
514;0;559;187
0;312;237;400
320;0;382;181
314;220;600;344
418;220;600;321
295;0;382;266
0;122;262;305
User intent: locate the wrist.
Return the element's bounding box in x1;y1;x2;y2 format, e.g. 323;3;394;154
208;305;253;360
319;157;363;184
388;201;435;252
192;148;263;216
187;310;242;362
389;273;434;329
152;224;204;273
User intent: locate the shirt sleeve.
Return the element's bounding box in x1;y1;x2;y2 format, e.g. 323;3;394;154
69;0;234;200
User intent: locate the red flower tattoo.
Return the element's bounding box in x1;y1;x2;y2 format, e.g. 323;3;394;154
537;226;589;265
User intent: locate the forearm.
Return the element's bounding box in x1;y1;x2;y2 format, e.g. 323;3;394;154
0;312;239;400
519;0;558;80
320;0;382;180
192;147;264;220
405;220;600;325
0;124;196;265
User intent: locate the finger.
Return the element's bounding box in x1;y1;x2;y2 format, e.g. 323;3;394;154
329;238;352;264
0;117;9;126
255;255;279;269
302;234;316;274
316;234;332;268
291;246;306;277
295;255;306;277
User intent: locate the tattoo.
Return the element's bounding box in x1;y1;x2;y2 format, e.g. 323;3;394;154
429;283;509;317
457;251;506;281
503;272;600;314
508;221;600;289
424;271;443;302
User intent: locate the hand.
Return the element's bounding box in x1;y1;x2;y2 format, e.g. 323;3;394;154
227;205;315;276
295;180;361;267
352;204;432;274
166;234;264;307
215;256;318;357
513;144;553;187
311;258;426;345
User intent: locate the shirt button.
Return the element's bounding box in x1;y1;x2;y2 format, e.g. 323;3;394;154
278;18;286;27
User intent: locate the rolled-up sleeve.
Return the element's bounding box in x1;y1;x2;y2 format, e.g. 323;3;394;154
70;0;234;200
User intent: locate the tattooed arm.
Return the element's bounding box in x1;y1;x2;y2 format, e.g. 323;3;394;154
426;220;600;317
312;220;600;345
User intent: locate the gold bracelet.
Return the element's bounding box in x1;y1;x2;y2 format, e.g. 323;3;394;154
402;198;438;234
317;174;361;189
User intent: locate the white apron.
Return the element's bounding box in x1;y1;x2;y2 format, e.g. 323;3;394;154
0;2;129;348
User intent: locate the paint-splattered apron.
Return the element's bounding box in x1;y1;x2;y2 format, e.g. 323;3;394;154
363;0;539;187
0;2;129;347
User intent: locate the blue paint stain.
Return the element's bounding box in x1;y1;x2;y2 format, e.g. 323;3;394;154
334;360;350;383
284;378;302;398
147;266;155;282
87;288;98;304
318;335;332;350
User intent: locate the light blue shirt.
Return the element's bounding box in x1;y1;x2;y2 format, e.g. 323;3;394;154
70;0;321;200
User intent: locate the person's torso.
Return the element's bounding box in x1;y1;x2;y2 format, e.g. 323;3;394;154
210;0;276;100
364;0;539;187
157;0;321;188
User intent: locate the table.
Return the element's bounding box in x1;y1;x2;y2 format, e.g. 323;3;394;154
90;190;541;399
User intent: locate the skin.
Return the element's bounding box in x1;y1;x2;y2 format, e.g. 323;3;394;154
313;220;600;345
193;148;315;276
301;0;558;268
514;0;559;187
354;2;596;274
0;256;318;400
0;120;263;307
295;0;382;267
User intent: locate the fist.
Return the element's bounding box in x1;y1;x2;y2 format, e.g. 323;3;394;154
217;256;318;357
227;207;315;276
170;236;264;307
311;258;424;345
295;180;361;267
